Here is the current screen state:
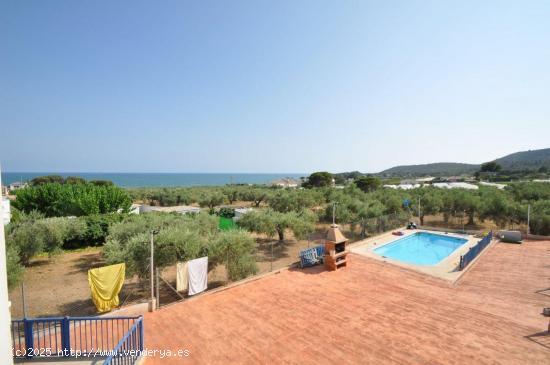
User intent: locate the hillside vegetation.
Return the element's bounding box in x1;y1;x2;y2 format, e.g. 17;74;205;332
360;147;550;177
495;148;550;171
379;163;479;177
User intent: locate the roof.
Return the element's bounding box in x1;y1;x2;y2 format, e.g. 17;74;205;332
325;224;347;243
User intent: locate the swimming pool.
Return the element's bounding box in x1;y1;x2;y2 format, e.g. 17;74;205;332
374;232;467;266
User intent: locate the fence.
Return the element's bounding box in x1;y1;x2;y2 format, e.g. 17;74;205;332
346;212;411;239
11;315;143;364
103;317;144;365
459;231;493;270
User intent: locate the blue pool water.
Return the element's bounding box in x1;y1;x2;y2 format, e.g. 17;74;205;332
374;232;467;266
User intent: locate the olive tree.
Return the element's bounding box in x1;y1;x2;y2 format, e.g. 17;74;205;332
238;209;316;242
210;229;258;281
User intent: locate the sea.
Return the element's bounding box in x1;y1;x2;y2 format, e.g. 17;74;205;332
1;172;305;188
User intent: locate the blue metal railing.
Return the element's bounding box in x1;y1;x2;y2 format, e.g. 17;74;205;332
104;317;144;365
11;315;143;364
459;231;493;270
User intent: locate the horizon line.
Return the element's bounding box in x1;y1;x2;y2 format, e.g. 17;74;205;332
1;171;310;175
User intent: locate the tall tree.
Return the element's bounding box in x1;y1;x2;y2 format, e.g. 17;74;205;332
355;176;382;193
238;209;316;242
480;161;502;172
303;172;333;188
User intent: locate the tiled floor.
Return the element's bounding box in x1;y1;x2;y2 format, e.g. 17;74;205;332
142;240;550;364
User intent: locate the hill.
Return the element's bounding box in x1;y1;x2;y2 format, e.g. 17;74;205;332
378;163;480;177
494;148;550;171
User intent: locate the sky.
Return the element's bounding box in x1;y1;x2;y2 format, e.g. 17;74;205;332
0;0;549;173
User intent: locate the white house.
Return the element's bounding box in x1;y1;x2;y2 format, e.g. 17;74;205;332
0;169;14;364
415;177;435;183
8;181;27;192
129;204;141;214
1;197;10;225
271;178;301;188
234;207;253;220
140;205;201;214
433;182;478;190
479;181;506;190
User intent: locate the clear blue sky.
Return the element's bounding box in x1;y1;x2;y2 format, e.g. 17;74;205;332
1;0;549;173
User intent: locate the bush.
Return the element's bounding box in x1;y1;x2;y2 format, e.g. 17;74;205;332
238;209;317;241
303;172;333;188
63;214;124;249
102;212;257;281
6;214;92;264
103;213;218;277
218;207;235;218
14;182;131;217
8;221;47;265
210;230;257;281
6;245;24;289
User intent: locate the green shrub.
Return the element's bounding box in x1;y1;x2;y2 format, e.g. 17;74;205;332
6;245;24;289
102;212;257;281
218;207;235;218
7;215;89;263
8;222;47;265
14;182;131;217
210;230;257;281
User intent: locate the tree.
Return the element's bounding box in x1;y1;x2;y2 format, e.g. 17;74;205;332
238;209;316;242
413;189;443;225
6;216;81;265
104;213;217;276
303;172;333;188
89;180;114;186
268;190;322;213
210;230;258;281
198;191;226;210
14;182;131;217
240;188;270;207
6;246;24;289
102;212;258;281
223;187;240;205
478;189;512;226
65;176;86;185
449;190;481;225
355;176;381;193
480;161;502;172
30;175;65;186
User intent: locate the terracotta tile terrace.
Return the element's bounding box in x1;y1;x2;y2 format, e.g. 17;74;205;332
142;240;550;364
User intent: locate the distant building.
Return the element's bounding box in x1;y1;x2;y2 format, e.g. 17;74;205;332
130;204;141;214
479;181;506;190
383;184;420;190
8;181;27;192
139;205;201;214
271;178;301;188
383;182;479;190
415;177;435;183
1;198;10;225
445;176;463;183
234;207;253;220
433;182;478;190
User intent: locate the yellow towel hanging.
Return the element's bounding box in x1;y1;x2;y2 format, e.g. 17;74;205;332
88;263;126;313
